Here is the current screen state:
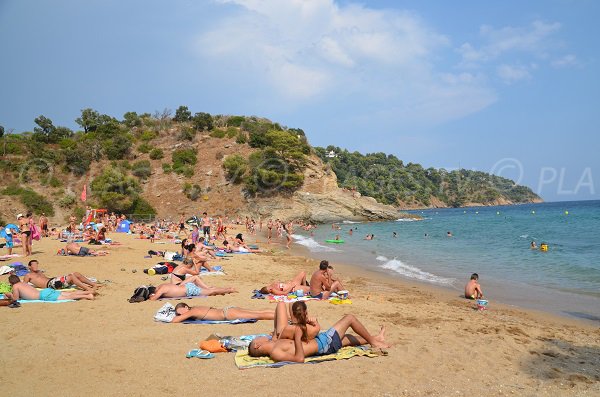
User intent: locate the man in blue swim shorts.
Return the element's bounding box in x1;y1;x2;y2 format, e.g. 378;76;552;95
248;304;390;362
148;279;237;300
6;275;95;301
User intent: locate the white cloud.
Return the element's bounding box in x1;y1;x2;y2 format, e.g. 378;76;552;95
197;0;495;126
551;54;578;68
458;20;562;65
497;64;532;84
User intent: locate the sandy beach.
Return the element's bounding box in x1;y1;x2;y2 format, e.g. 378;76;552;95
1;231;599;397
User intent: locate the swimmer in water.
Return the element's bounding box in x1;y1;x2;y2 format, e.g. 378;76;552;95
393;232;397;238
447;231;453;237
530;241;537;249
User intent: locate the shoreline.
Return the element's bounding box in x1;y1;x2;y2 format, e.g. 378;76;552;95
286;236;598;329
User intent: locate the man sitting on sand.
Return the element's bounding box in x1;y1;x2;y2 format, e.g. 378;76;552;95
259;271;311;296
309;260;344;299
248;301;389;362
23;260;98;292
5;275;94;301
148;278;237;300
465;273;484;299
62;242;109;256
171;302;275;323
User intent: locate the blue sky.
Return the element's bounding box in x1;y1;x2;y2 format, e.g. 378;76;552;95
1;0;599;201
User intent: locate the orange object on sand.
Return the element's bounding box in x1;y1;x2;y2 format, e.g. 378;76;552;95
199;339;228;353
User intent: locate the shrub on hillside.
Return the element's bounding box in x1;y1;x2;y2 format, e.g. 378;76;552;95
59;194;77;208
3;186;56;216
103;134;132;160
149;148;164;160
138;143;152;154
223;155;247;183
91;168;141;213
172;148;197;175
210;129;226;138
162;163;172;174
183;183;202;201
177;126;195;141
132;160;152;180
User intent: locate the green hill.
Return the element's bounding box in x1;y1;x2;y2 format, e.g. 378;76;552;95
314;146;541;208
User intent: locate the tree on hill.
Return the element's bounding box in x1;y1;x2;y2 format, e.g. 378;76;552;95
173;106;192;122
192;112;213;131
33;115;72;143
76;108;101;133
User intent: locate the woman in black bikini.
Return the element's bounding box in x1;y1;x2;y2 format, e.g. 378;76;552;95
17;214;32;257
170;258;212;289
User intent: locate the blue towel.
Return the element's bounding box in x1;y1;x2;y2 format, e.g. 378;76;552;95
182;318;258;324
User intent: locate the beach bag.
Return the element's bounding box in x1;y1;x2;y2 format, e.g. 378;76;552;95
128;285;156;303
164;251;177;261
30;223;41;241
153;302;176;322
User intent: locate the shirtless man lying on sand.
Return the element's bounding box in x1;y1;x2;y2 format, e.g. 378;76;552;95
149;278;236;300
23;260;98;292
61;242;109;256
171;302;275;323
465;273;484;299
248;301;389;362
309;260;344;299
259;271;311;296
6;275;95;301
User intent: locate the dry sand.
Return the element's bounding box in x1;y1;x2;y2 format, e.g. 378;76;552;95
1;230;599;397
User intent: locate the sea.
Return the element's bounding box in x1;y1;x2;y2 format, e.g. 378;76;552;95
292;200;600;323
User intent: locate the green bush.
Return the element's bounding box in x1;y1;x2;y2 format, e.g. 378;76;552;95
236;131;247;144
183;183;202;201
174;165;194;178
177;126;195;141
49;176;62;188
4;186;56;216
138;143;152;153
172;148;197;168
59;194;77;208
228;116;245;127
139;129;158;142
149;148;164;160
103;134;132;160
223;154;247;183
129;197;156;215
162;163;172;173
91;168;141;213
210;129;226;138
192;112;214;131
226;127;238;138
132;160;152;179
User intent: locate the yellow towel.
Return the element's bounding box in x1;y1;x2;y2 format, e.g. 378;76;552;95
235;346;379;369
329;298;352;305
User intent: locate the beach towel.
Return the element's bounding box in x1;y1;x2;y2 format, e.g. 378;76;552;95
0;293;75;304
266;295;322;303
0;254;22;262
183;318;257;325
157;295;207;302
235;346;380;369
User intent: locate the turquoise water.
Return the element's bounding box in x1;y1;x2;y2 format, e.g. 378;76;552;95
293;200;600;322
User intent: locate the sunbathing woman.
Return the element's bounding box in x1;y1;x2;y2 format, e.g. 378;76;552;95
259;271;311;296
185;243;215;272
148;279;236;300
171;302;275;323
170;258;213;288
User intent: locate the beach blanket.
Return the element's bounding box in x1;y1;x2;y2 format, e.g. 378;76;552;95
235;346;379;369
183;318;257;325
266;295;322;303
0;254;22;262
157;295;207;302
0;293;75;304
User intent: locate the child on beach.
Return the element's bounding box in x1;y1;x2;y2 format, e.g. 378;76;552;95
465;273;483;299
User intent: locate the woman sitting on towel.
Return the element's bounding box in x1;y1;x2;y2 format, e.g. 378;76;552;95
170;258;212;285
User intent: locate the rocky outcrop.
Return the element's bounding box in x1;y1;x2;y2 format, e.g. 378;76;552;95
246;155;414;222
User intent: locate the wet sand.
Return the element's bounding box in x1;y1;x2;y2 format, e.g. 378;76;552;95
1;231;599;396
